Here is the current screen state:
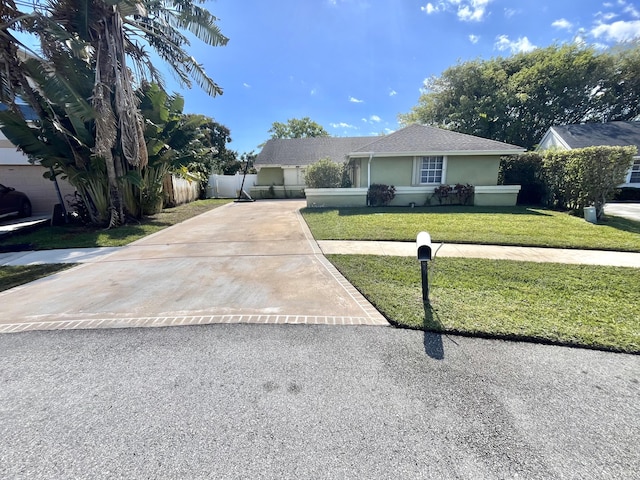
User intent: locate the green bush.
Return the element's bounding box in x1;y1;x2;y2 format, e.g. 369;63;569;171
543;146;636;218
431;183;474;206
305;158;342;188
368;184;396;206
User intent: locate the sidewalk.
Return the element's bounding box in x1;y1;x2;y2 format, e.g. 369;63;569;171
3;241;640;268
318;241;640;268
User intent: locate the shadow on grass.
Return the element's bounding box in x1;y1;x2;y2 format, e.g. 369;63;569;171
600;215;640;235
302;206;553;217
0;221;172;249
423;302;445;360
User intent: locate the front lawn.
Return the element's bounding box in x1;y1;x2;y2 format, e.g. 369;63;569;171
328;255;640;353
0;198;232;250
302;206;640;252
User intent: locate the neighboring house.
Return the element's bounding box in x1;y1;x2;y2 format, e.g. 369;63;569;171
537;121;640;189
252;124;525;207
0;104;75;215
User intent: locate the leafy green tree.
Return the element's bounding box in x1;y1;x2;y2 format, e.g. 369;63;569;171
269;117;330;139
240;151;257;173
0;0;227;226
399;43;640;150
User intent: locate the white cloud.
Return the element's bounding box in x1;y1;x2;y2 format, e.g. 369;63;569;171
349;96;364;103
421;0;492;22
384;128;395;134
591;20;640;42
597;11;618;21
361;115;382;124
469;34;480;43
495;35;537;53
457;0;491;22
504;8;517;18
389;89;397;96
243;82;251;88
310;88;317;96
552;18;573;30
330;122;356;129
624;3;640;18
421;3;438;14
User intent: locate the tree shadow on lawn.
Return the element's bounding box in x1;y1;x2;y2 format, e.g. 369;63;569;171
0;221;173;249
423;302;446;360
599;215;640;235
304;206;554;217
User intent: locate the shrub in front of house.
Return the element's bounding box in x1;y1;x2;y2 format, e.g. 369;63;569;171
543;145;636;218
304;158;342;188
430;183;474;206
368;183;396;206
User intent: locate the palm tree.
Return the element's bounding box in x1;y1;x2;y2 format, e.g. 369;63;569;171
0;0;227;226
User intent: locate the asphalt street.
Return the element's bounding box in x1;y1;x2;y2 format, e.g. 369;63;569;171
1;324;638;479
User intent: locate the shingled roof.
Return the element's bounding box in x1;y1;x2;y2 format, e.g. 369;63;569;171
352;124;525;154
256;136;373;166
255;124;525;167
547;121;640;150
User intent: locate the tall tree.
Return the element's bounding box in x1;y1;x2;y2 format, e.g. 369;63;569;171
399;43;640;150
268;117;330;139
0;0;227;226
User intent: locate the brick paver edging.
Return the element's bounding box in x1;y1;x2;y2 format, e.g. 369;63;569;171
0;314;390;334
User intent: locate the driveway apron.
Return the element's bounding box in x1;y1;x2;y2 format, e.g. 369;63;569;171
0;200;388;333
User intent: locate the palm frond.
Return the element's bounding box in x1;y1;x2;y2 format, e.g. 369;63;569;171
154;2;229;47
23;57;95;122
0;110;66;163
181;55;223;96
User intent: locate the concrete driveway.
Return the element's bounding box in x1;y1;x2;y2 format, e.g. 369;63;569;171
0;200;387;333
604;202;640;222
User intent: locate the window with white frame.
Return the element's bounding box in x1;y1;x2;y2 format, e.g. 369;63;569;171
630;158;640;183
419;156;444;184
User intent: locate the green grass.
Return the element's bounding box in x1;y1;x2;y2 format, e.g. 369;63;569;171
0;198;232;250
327;255;640;353
302;206;640;252
0;264;73;292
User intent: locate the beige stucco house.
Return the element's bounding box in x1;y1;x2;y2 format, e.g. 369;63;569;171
252;124;525;207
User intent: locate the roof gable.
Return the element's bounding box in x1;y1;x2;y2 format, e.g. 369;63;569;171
547;121;640;150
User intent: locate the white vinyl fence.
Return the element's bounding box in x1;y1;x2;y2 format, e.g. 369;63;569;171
207;173;257;198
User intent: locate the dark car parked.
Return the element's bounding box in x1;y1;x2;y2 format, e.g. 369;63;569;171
0;184;32;219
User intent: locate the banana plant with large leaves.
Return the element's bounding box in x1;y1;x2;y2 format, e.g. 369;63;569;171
139;82;215;214
0;0;227;226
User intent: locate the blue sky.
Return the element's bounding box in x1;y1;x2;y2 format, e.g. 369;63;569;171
158;1;639;153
